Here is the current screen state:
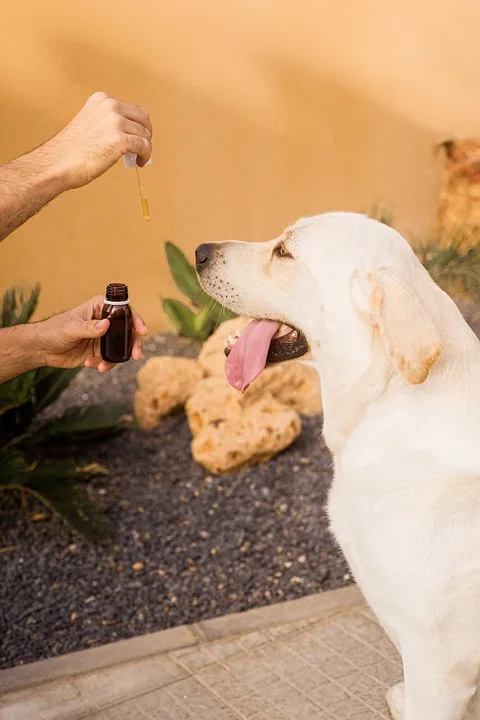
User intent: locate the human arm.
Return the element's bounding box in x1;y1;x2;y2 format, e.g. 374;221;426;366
0;296;148;384
0;92;152;243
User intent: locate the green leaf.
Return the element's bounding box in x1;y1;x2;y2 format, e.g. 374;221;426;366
162;298;199;338
165;241;207;307
0;450;28;479
0;372;36;417
0;457;108;543
192;304;214;340
1;284;41;328
24;403;129;447
34;367;80;413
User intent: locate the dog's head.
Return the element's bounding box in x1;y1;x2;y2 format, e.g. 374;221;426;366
196;212;443;392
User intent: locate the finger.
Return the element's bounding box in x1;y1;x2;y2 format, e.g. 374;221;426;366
82;318;110;339
124;134;152;167
119;118;152;142
91;295;106;318
97;360;115;373
85;356;115;373
132;310;148;336
131;330;143;361
65;317;109;343
115;102;152;136
87;91;108;107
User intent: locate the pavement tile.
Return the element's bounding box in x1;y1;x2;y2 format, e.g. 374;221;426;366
0;589;402;720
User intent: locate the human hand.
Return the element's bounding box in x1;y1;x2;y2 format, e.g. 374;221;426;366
36;296;148;373
42;92;152;191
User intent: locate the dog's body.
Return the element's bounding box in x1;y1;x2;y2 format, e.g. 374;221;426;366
196;212;480;719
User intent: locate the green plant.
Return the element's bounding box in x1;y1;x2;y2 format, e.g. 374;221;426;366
416;230;480;302
162;241;236;343
0;286;130;542
368;204;480;303
368;200;395;227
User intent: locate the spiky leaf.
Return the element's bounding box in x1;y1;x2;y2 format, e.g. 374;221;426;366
0;455;108;542
0;372;36;417
34;367;81;413
165;241;207;307
24;402;130;447
0;450;27;478
1;285;41;328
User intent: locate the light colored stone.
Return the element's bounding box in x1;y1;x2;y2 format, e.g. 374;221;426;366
190;393;301;474
245;363;322;416
185;365;318;475
134;357;204;429
185;377;240;438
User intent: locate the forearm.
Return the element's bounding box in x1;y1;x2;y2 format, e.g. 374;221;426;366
0;144;65;243
0;324;45;384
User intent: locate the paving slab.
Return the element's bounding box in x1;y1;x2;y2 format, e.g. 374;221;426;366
0;586;400;719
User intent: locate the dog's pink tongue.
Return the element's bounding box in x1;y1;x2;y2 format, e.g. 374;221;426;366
225;319;280;392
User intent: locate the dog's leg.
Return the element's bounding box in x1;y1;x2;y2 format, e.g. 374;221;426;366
386;682;405;720
399;643;477;720
387;683;405;720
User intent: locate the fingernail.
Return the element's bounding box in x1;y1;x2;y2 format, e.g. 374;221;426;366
95;320;106;331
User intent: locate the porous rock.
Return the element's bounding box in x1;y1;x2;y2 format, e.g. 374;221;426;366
134;357;204;429
190;392;301;474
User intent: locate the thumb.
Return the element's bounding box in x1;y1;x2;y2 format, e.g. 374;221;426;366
77;317;109;339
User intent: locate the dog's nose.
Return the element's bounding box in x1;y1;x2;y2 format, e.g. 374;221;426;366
195;243;214;270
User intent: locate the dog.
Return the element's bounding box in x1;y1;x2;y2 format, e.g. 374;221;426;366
196;212;480;720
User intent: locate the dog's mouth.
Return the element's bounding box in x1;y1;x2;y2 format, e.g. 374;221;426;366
224;320;309;392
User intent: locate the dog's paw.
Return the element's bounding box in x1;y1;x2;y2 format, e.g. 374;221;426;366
386;682;404;720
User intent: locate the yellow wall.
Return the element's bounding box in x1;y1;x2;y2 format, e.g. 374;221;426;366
1;0;480;330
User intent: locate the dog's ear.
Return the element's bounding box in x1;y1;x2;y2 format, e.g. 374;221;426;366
352;267;442;384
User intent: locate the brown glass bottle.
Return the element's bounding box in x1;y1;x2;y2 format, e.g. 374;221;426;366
100;284;133;363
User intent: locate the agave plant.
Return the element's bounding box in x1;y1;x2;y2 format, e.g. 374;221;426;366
162;241;236;344
0;286;130;542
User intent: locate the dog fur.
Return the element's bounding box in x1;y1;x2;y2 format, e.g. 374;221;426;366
197;212;480;720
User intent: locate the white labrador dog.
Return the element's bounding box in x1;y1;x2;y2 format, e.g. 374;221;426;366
195;212;480;720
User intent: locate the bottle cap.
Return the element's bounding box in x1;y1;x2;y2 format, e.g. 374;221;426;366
123;152;152;168
105;283;129;303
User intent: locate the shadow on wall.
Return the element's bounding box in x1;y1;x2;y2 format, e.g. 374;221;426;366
0;87;55;163
0;35;442;329
24;33;443;235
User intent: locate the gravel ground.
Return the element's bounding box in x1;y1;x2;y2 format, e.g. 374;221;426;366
3;302;480;670
0;334;347;669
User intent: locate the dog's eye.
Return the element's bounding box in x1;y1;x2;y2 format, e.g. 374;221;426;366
273;242;293;259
